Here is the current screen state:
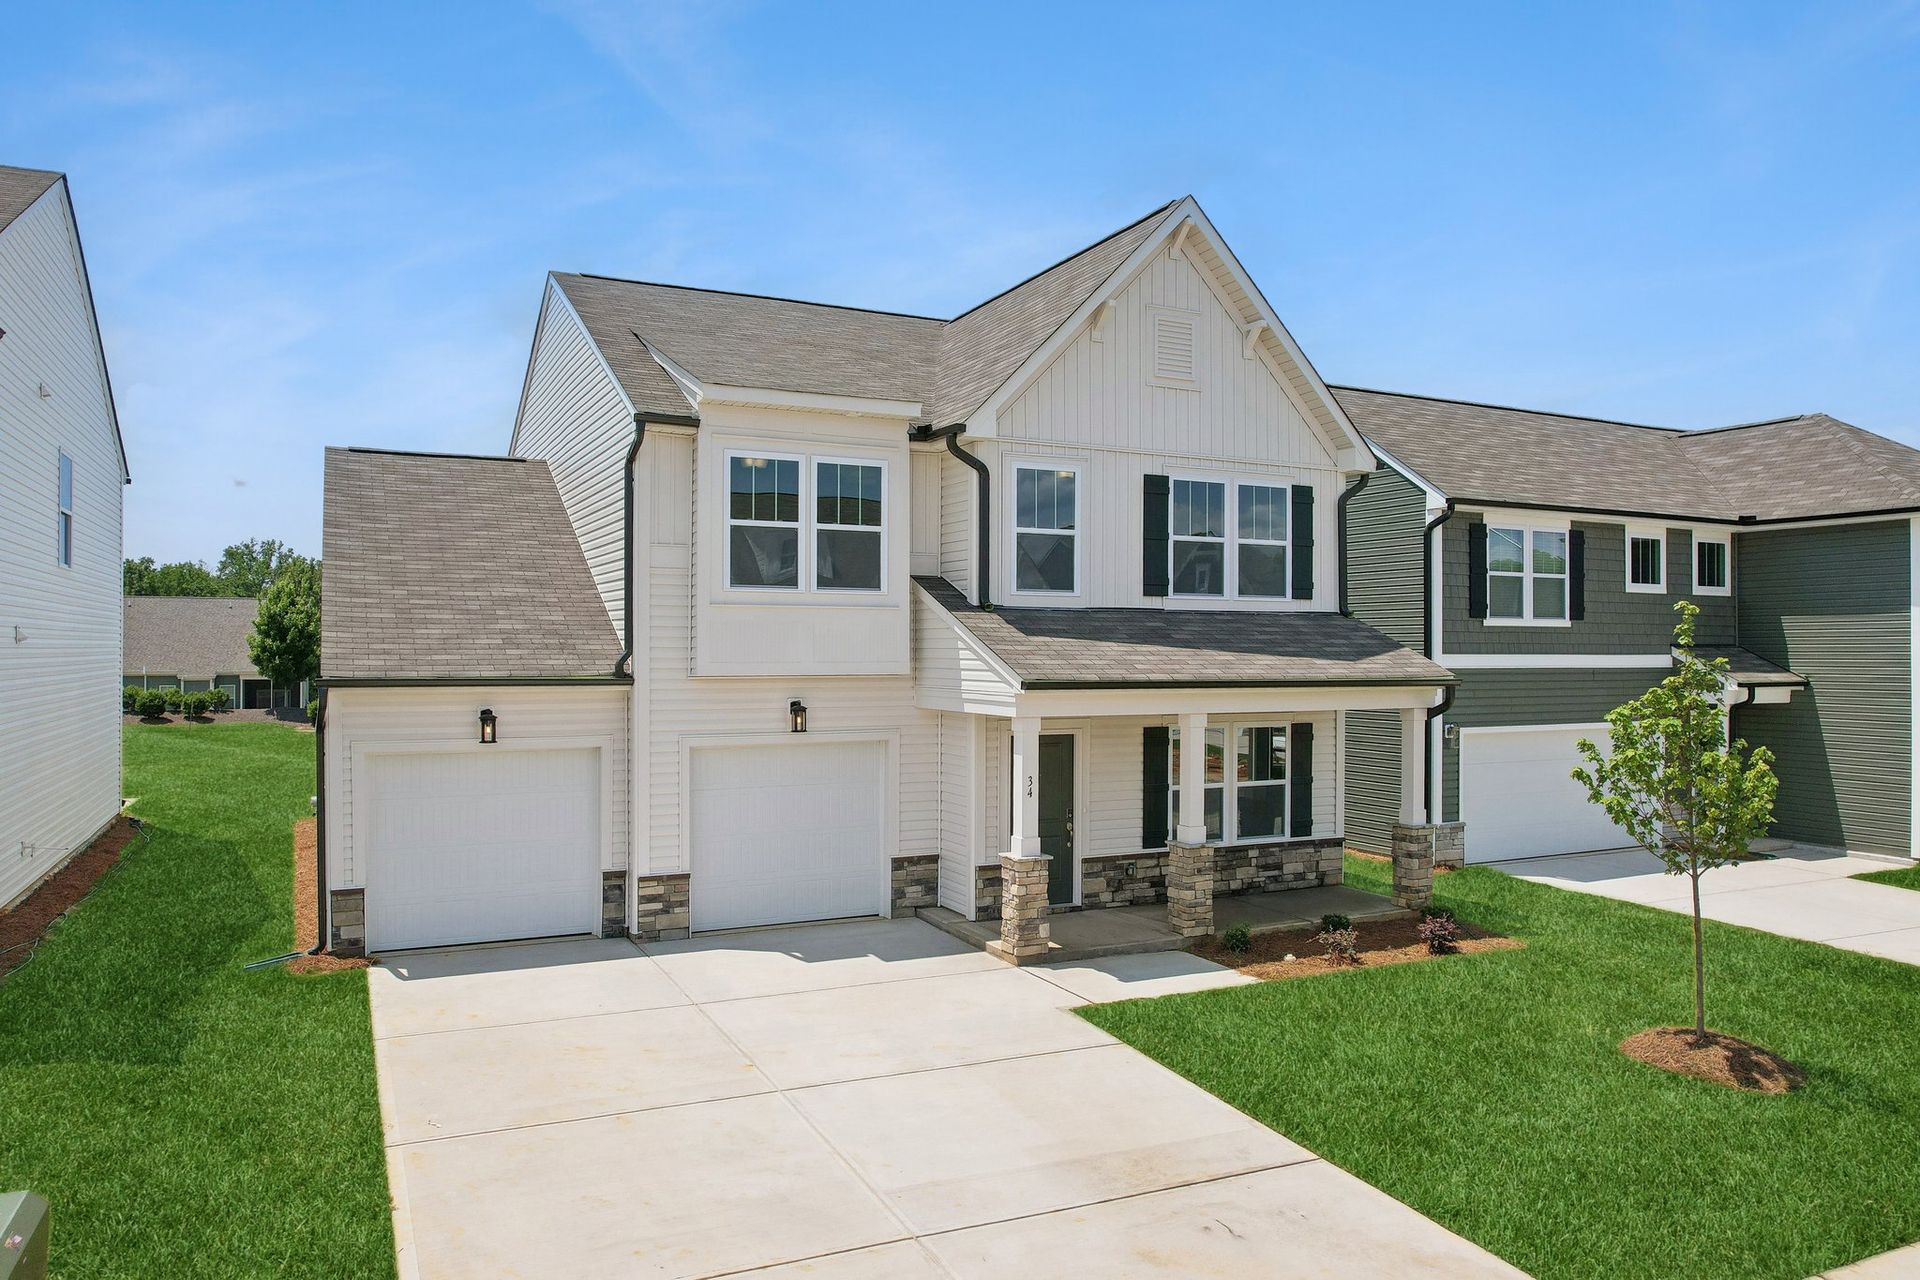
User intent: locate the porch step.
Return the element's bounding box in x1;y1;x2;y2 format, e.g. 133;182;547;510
915;906;1189;966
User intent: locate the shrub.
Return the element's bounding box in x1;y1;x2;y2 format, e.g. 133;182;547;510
1316;925;1360;965
306;697;320;724
182;691;213;718
156;686;183;713
205;686;232;711
123;685;142;713
1320;913;1352;933
1417;912;1461;955
1221;923;1253;954
135;688;169;717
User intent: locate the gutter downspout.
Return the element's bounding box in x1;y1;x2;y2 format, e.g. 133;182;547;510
914;424;991;609
312;685;328;955
1421;501;1456;822
615;414;648;678
1336;471;1371;615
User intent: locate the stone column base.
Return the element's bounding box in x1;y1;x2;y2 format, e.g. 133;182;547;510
890;854;940;917
1166;841;1215;937
328;887;365;957
632;873;691;942
990;853;1050;964
1390;823;1463;910
973;863;1003;921
602;869;627;938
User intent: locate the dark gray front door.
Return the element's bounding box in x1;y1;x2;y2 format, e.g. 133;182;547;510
1039;734;1075;904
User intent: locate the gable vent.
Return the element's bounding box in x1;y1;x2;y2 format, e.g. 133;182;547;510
1152;311;1197;385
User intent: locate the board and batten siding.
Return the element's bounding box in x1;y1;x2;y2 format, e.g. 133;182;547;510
511;279;634;634
1734;522;1912;856
1443;516;1735;655
323;684;631;890
0;179;124;909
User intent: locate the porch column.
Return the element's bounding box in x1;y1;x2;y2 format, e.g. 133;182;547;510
996;716;1050;963
1167;712;1215;937
1398;706;1426;825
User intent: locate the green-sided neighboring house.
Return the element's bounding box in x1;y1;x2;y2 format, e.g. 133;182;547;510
123;594;309;710
1337;387;1920;864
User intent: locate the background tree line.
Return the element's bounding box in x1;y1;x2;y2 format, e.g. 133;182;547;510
124;537;308;598
124;537;322;700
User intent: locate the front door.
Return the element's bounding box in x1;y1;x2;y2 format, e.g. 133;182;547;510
1039;734;1075;904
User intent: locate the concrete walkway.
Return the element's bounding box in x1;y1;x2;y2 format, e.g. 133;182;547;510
367;918;1524;1278
1499;845;1920;965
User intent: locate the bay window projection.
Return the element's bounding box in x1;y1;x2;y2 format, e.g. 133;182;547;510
727;454;801;588
815;460;884;591
1014;465;1078;593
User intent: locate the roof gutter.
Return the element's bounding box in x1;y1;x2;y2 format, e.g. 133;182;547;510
316;675;633;689
913;424;991;609
1336;471;1371;615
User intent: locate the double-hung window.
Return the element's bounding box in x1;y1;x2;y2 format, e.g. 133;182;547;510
1626;529;1664;592
1013;465;1078;594
56;451;74;568
1694;536;1730;595
1167;723;1290;844
1170;478;1290;600
1488;525;1568;621
726;452;887;592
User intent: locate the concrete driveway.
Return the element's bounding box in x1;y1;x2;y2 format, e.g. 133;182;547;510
1501;845;1920;964
367;917;1523;1279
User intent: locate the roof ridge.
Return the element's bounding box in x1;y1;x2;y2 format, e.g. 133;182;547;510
558;272;947;323
342;445;529;463
1329;383;1683;433
944;199;1181;324
1679;413;1814;437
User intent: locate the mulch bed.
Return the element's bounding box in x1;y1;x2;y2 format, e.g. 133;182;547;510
123;710;312;731
1620;1026;1806;1094
1192;914;1523;980
287;817;367;975
0;814;143;979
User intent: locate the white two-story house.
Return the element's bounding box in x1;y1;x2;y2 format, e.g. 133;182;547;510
317;197;1453;957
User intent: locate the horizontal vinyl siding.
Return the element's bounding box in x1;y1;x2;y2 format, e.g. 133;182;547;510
940;452;972;596
0;182;123;908
1344;709;1401;854
1440;668;1666;823
937;712;974;914
1344;466;1427;650
1444;516;1736;655
1735;522;1911;855
325;684;631;889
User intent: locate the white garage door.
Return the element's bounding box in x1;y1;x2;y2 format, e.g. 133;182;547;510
365;748;601;951
690;740;887;932
1459;725;1636;863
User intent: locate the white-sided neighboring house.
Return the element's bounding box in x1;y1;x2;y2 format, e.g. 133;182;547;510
122;595;310;711
316;197;1456;956
0;165;130;910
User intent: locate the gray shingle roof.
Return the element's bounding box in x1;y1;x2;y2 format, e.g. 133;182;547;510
1336;386;1920;523
322;448;623;681
123;596;261;679
552;201;1180;426
915;577;1453;689
1688;646;1808;688
0;165;60;237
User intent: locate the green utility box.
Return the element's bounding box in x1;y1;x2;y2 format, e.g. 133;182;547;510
0;1193;47;1280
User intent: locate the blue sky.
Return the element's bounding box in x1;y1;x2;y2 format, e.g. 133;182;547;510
4;2;1917;564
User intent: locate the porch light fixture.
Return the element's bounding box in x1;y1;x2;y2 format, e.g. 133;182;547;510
478;707;498;744
1443;721;1460;748
789;699;807;733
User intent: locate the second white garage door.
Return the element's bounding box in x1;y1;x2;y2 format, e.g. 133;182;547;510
365;747;602;952
690;740;887;932
1459;725;1636;863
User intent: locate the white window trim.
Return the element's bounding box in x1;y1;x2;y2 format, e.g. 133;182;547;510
1168;474;1293;602
812;455;888;595
1624;525;1665;594
56;450;73;569
1008;460;1083;598
1164;719;1298;849
1484;522;1572;627
723;449;806;592
1693;533;1732;596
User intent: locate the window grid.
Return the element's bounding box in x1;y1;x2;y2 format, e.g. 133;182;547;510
726;453;803;590
1695;537;1730;594
1167;722;1292;846
814;459;885;592
1627;534;1663;590
1012;464;1079;595
1170;478;1227;597
1168;477;1292;600
1488;525;1568;621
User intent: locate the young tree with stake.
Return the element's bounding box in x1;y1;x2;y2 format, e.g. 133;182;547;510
1572;601;1779;1045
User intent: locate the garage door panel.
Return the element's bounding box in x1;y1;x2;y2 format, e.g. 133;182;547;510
366;748;601;951
1461;726;1635;863
691;742;886;932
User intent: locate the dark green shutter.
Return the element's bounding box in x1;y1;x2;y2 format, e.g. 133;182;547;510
1143;474;1170;597
1290;722;1314;836
1569;529;1586;621
1467;522;1488;618
1142;726;1170;847
1290;484;1315;599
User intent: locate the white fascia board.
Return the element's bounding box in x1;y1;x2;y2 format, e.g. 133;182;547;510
639;340;705;411
1364;437;1448;518
1459;504;1577;529
696;381;923;421
1012;682;1448;718
1441;653;1674;669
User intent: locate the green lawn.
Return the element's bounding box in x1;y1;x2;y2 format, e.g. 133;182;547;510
0;723;392;1278
1082;856;1920;1280
1854;862;1920;891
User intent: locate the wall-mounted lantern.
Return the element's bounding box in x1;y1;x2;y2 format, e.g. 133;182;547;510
1443;721;1460;748
788;699;807;734
478;707;498;744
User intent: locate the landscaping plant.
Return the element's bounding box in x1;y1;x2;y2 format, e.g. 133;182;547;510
249;557;321;693
1417;907;1461;954
134;688;169;718
206;686;232;712
1316;920;1359;965
157;686;183;713
122;685;142;713
1572;601;1779;1045
1221;922;1253;954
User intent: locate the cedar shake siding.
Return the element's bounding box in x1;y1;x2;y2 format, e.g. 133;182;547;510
1733;522;1912;856
1444;516;1736;656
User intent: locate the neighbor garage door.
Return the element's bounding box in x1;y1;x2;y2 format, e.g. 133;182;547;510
365;747;601;951
690;740;886;932
1459;725;1635;863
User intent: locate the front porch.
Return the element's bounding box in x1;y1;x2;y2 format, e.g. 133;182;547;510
918;880;1406;964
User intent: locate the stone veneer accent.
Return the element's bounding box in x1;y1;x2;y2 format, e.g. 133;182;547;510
1215;836;1346;894
1165;842;1215;937
632;872;691;942
602;869;626;938
328;888;365;957
991;853;1050;964
890;854;940;917
1432;823;1466;869
973;862;1002;920
1080;851;1168;908
1390;822;1459;910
